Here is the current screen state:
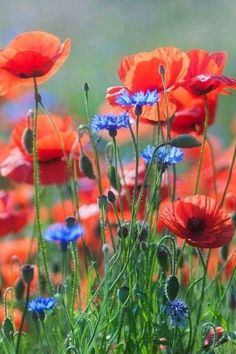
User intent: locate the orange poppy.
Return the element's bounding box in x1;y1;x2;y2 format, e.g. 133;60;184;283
0;31;71;95
160;195;234;248
107;47;189;121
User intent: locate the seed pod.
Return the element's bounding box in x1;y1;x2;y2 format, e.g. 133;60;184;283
157;245;169;272
79;154;95;179
15;278;25;300
118;286;129;304
2;317;14;341
165;275;179;301
22;128;33;154
107;165;121;191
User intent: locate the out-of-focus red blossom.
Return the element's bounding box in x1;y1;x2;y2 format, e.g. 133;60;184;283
160;195;234;248
0;114;82;185
203;326;225;349
0;190;30;236
0;238;37;264
0;31;71;95
0;306;25;331
107;47;190;121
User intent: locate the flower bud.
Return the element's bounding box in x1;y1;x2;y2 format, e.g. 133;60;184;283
97;195;108;210
107;190;116;204
15;278;25;300
79;154;95;179
203;326;225;349
118;286;129;304
165;275;179;301
2;317;14;341
21;264;34;285
135;104;142;117
65;216;76;228
118;224;129;239
22;128;33;154
157;245;169;272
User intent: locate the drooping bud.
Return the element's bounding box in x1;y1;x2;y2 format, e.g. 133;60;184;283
203;326;225;349
107;165;121;191
118;286;129;303
15;278;25;300
22;128;33;154
157;245;169;272
2;317;14;341
165;275;179;301
79;154;95;179
21;264;34;285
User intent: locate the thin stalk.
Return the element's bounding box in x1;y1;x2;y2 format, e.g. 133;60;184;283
15;284;30;354
220;145;236;208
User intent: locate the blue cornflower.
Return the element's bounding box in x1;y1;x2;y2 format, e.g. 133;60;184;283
28;297;56;313
90;112;131;136
141;144;184;166
44;222;84;251
116;89;159;107
164;299;189;328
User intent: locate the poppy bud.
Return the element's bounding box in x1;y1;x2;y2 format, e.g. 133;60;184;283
157;245;169;272
21;264;34;285
159;64;166;76
15;278;25;300
107;165;121;191
228;287;236;310
170;134;201;148
83;82;90;92
79;154;95;179
135;104;142;117
118;224;129;239
2;317;14;341
107;190;116;204
97;195;108;210
118;286;129;303
165;275;179;301
134;222;148;242
65;216;76;228
203;326;224;349
220;244;229;262
22;128;33;154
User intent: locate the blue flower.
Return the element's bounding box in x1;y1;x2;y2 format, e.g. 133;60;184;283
44;223;84;248
164;299;188;327
116;89;159;107
141;144;184;166
28;297;56;313
90;112;131;135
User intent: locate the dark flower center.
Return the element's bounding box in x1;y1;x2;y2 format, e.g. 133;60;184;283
187;217;206;233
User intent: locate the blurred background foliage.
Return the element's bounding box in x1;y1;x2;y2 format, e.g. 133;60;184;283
0;0;236;143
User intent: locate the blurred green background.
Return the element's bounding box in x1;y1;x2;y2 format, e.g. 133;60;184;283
0;0;236;142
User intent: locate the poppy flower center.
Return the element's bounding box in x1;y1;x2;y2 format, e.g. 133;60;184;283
187;217;206;233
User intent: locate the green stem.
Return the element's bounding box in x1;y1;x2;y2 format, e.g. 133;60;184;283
15;284;30;354
33;77;53;295
194;94;209;195
220;145;236;208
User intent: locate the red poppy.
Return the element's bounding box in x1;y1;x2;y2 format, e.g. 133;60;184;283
107;47;189;121
0;31;71;95
0;191;29;236
0;114;81;184
177;49;236;95
160;195;234;248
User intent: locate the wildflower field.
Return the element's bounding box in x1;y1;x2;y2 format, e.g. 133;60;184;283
0;3;236;354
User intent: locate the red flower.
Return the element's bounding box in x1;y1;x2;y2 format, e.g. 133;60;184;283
107;47;189;121
160;195;234;248
0;191;29;236
0;31;71;95
178;49;236;95
0;114;80;185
